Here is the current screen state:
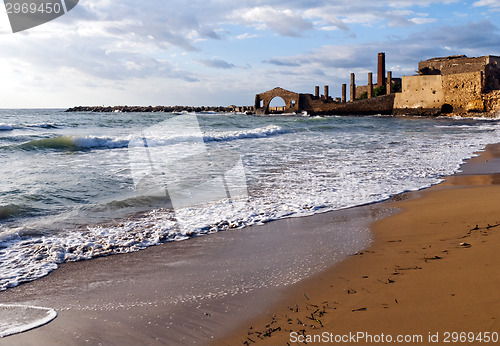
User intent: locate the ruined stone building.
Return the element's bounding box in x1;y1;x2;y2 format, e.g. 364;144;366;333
394;55;500;114
254;53;500;116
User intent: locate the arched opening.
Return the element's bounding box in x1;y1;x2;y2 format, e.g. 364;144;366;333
269;97;286;114
441;103;453;114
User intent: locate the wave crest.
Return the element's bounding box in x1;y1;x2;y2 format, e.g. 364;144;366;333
19;125;288;151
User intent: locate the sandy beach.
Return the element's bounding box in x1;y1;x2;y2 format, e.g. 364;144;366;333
221;144;500;345
1;144;500;345
0;190;389;345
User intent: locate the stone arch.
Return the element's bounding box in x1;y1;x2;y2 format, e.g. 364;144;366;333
255;87;301;114
269;96;286;113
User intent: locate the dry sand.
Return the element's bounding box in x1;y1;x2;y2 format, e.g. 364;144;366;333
220;144;500;346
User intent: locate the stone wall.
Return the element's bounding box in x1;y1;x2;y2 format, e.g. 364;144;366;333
485;59;500;91
394;75;444;110
442;71;484;112
419;55;500;93
299;94;337;114
418;56;489;75
482;90;500;115
304;94;395;115
356;85;369;97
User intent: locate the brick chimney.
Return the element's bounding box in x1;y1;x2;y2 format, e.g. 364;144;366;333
377;52;386;87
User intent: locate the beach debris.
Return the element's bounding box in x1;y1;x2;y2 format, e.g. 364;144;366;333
204;312;211;317
304;293;310;300
352;307;367;312
297;318;306;326
362;275;369;279
468;222;500;235
424;255;443;262
388;239;402;243
460;242;471;248
394;266;422;271
395;299;399;304
246;337;256;343
259;327;281;339
263;326;281;338
347;288;357;294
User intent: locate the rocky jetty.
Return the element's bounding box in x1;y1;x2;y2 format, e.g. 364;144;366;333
65;105;254;113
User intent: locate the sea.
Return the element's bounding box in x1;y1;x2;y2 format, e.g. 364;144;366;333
1;109;500;291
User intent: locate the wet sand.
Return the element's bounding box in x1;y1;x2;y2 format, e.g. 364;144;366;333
221;144;500;345
0;195;391;345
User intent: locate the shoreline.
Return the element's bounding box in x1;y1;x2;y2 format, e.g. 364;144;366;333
0;144;499;345
0;193;392;345
219;143;500;345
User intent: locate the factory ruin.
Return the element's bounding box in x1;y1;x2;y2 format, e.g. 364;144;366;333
253;53;500;116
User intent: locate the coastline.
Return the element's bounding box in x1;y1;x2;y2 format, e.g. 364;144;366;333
0;193;391;345
220;143;500;345
0;143;499;345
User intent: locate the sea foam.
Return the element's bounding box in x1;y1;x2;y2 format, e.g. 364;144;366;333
1;114;500;292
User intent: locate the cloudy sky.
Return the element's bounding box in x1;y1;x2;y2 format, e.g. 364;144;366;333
0;0;499;108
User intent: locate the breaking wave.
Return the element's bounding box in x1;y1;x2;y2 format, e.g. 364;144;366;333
18;125;289;151
0;124;13;131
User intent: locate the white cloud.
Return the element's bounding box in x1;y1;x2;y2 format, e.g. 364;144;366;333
410;17;437;24
235;33;259;40
233;6;313;37
473;0;500;8
195;59;236;69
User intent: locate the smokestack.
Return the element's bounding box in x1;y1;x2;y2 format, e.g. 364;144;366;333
315;86;320;98
377;52;386;87
350;73;356;102
324;85;329;100
368;72;373;98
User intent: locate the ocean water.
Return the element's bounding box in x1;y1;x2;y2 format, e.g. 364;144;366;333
0;109;500;291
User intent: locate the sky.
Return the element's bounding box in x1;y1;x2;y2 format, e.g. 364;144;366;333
0;0;499;108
